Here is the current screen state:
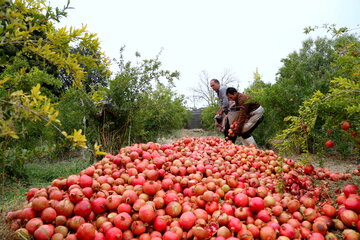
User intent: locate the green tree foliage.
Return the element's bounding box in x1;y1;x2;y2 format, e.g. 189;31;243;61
244;35;358;146
59;42;110;92
99;49;189;152
201;103;218;131
0;0;110;181
244;69;271;146
0;0;190;187
56;88;101;146
275;29;360;159
131;84;190;141
0;0;110;93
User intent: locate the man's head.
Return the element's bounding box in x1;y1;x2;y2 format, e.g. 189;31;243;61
226;87;238;101
210;79;220;91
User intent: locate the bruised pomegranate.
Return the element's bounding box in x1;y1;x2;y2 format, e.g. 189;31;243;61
33;224;54;240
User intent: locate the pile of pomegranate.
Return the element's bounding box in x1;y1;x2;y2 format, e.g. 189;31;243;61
5;137;360;240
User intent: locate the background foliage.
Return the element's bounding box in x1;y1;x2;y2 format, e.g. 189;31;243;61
201;28;359;159
0;0;190;186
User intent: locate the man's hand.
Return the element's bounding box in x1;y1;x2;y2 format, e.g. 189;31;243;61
230;121;240;135
228;129;235;137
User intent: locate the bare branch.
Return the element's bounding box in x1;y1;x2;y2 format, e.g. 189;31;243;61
190;69;241;107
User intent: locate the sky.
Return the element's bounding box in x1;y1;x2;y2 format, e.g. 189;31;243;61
50;0;360;107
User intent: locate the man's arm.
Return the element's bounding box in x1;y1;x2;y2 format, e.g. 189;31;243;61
233;106;247;135
219;86;229;110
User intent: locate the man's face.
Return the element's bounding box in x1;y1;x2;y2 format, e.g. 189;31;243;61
227;93;236;101
210;81;219;91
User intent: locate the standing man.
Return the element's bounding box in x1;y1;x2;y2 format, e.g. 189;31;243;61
226;87;264;147
210;79;236;143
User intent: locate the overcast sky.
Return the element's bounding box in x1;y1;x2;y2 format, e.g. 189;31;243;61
51;0;360;107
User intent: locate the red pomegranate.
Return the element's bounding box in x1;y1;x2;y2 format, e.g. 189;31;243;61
76;223;96;240
33;224;54;240
249;197;265;212
113;212;132;230
179;212;196;229
105;227;123;240
344;185;358;197
260;226;276;240
91;197;107;214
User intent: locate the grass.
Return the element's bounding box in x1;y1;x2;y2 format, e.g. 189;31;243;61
0;156;90;239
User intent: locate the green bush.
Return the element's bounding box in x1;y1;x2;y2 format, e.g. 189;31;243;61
57;88;101;145
201;104;218;131
130;84;190;142
98;50;189;152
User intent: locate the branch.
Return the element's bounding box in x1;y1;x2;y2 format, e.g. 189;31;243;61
0;39;49;46
322;89;360;101
0;99;63;134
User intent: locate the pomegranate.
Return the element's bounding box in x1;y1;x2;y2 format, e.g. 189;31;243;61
91;197;107;214
249;197;265;212
33;224;54;240
106;227;123;240
6;137;360;240
79;175;93;188
74;200;92;217
139;204;156;223
344;197;360;212
234;193;249;207
32;197;49;211
339;209;358;227
343;229;360;240
154;215;167;231
41;207;57;223
344;184;358;196
179;211;196;229
55;199;74;217
113;212;132;230
165;201;182;217
260;226;276;240
25;218;43;234
76;223;96;240
163;230;179;240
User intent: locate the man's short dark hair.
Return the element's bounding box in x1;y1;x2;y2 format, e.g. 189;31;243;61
210;79;220;84
226;87;237;95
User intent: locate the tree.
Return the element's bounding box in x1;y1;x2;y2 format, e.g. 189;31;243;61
0;0;110;183
0;0;110;95
98;48;187;152
275;26;360;160
244;36;340;146
245;68;271;96
243;69;271;146
59;42;111;92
